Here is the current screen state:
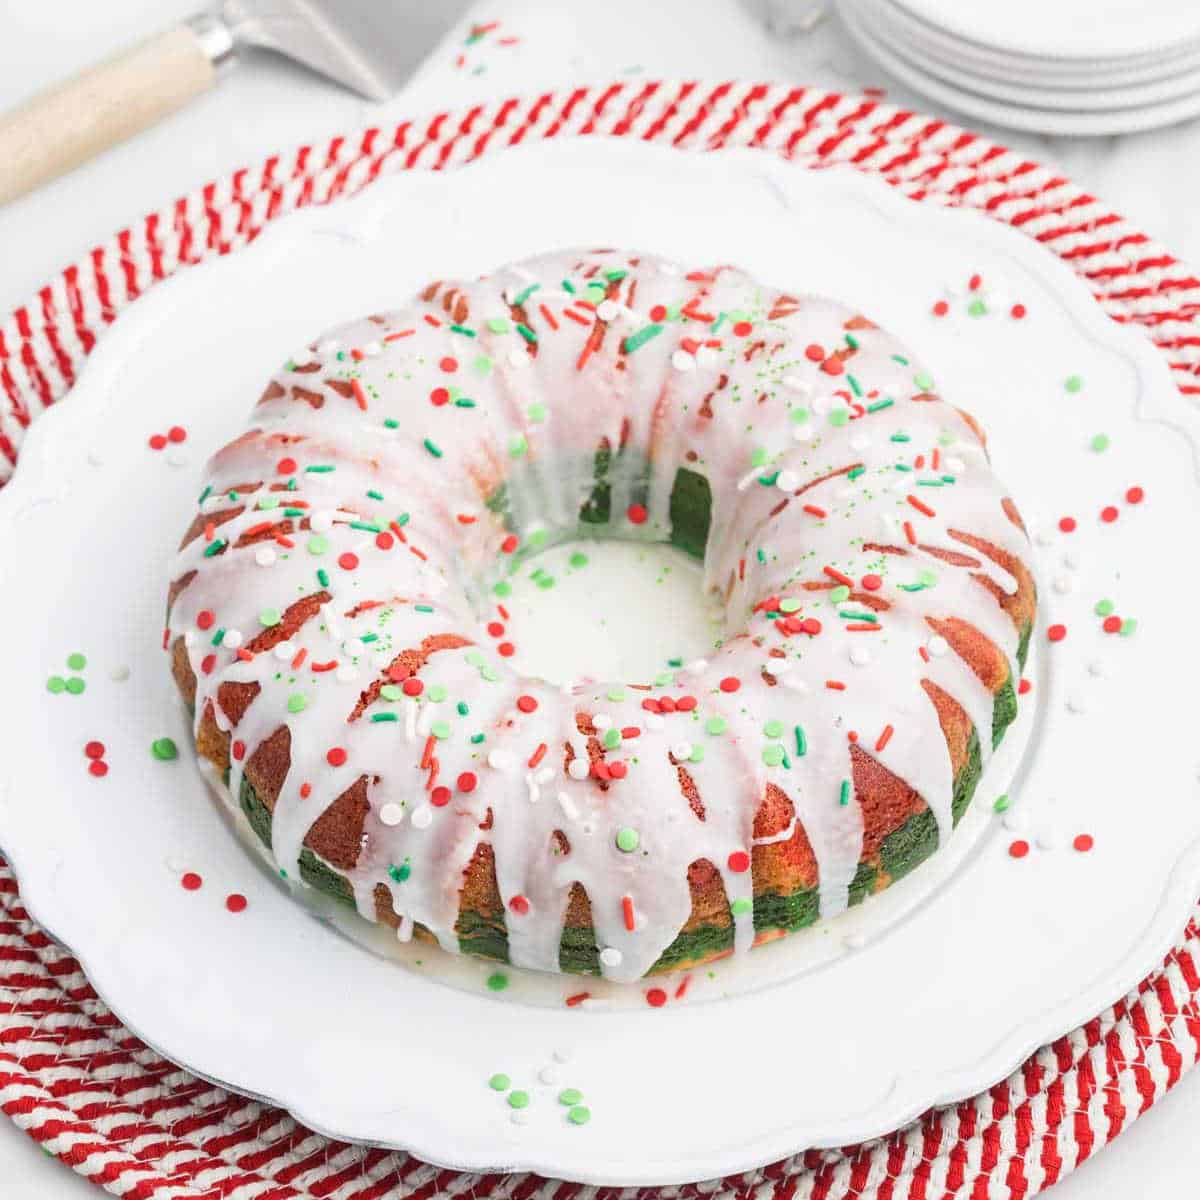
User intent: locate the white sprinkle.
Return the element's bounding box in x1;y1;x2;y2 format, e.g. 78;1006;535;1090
343;638;365;658
1066;695;1087;714
567;758;590;780
417;704;434;736
379;803;405;826
510;1111;530;1126
1002;808;1029;832
849;646;872;667
946;456;966;473
928;635;949;657
538;1065;560;1084
776;470;799;492
792;423;816;442
223;629;244;650
1052;575;1075;595
1088;659;1106;677
558;791;579;819
782;674;809;692
696;345;721;369
782;375;810;395
671;740;693;760
405;699;418;742
317;338;341;355
1037;826;1065;851
592;713;613;730
644;711;665;731
167;452;189;468
849;435;870;453
87;450;104;466
671;349;696;372
311;510;335;533
489;749;518;772
535;767;554;785
411;805;433;830
552;1047;572;1063
599;947;624;968
397;913;414;943
255;545;277;567
508;348;532;369
109;664;130;682
361;340;382;357
763;658;790;677
811;393;831;415
684;658;709;675
184;630;196;648
843;932;867;951
1063;550;1082;569
336;665;360;684
596;299;621;322
273;641;294;662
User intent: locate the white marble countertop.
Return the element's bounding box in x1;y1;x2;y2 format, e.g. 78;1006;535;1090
1;0;1197;1194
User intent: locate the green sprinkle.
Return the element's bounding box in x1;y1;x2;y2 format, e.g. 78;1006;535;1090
758;470;781;487
762;745;785;767
456;700;469;716
431;720;452;740
1065;374;1084;393
993;794;1010;813
384;418;399;429
913;371;934;390
67;652;87;671
258;495;280;509
890;432;911;443
381;684;403;701
307;534;329;555
706;716;728;735
1095;598;1115;616
65;677;86;695
423;438;443;458
493;580;511;597
848;466;865;480
395;512;411;526
486;971;509;992
828;409;849;428
623;323;664;353
568;1106;591;1126
967;298;987;317
414;603;434;613
316;569;330;587
689;744;705;763
283;507;307;518
829;585;851;603
1120;618;1137;636
561;279;576;294
615;827;640;853
389;858;412;883
602;728;622;750
370;712;398;723
894;463;913;472
489;1073;511;1091
286;694;307;714
1090;433;1110;453
794;726;807;756
847;374;862;397
470;733;486;744
508;434;528;458
516;323;538;344
839;779;850;806
259;608;281;627
427;683;448;702
845;333;860;350
46;675;66;694
304;464;335;473
731;897;752;916
197;485;212;506
528;402;547;423
763;718;784;738
203;539;226;557
366;489;384;501
512;283;540;306
558;1088;583;1106
151;737;179;761
789;407;810;424
866;398;894;414
449;323;476;338
893;354;910;365
569;551;588;568
756;547;766;564
779;597;802;614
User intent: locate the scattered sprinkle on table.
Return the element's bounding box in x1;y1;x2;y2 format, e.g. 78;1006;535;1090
151;737;178;761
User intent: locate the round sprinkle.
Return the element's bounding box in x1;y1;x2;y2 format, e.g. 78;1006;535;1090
148;433;167;450
181;872;202;891
457;771;478;792
338;552;359;571
568;1106;591;1125
84;741;105;760
430;720;452;740
326;747;348;767
486;972;509;992
516;694;538;713
861;573;882;591
932;300;949;317
196;610;215;630
646;988;668;1008
706;716;727;735
558;1087;583;1106
993;794;1010;813
1009;839;1030;859
719;676;740;693
1126;486;1144;504
489;1073;510;1091
307;535;329;555
1090;433;1110;453
88;760;108;778
379;803;404;826
67;652;87;670
1047;624;1067;643
277;457;297;475
508;894;530;915
430;786;451;807
65;677;86;695
731;897;752;916
1073;834;1095;853
151;737;179;761
430;387;450;406
1058;516;1077;533
168;425;187;443
1011;303;1027;319
507;1090;530;1110
259;608;281;627
225;893;247;913
615;827;640;853
727;851;750;873
627;503;648;525
1095;598;1115;616
47;676;66;693
1064;375;1083;393
1103;615;1122;634
761;745;785;767
1100;505;1118;523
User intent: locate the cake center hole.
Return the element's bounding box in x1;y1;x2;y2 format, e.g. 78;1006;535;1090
493;539;724;687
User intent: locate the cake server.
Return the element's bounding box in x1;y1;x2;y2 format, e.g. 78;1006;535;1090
0;1;443;205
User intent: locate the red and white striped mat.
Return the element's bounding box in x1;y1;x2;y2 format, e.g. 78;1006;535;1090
2;81;1199;1198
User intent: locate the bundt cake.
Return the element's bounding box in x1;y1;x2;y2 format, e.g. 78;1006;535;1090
166;248;1036;983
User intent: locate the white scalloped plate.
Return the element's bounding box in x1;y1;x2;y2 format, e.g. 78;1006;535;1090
2;138;1199;1186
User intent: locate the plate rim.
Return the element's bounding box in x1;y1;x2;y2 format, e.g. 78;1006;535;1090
1;136;1198;1185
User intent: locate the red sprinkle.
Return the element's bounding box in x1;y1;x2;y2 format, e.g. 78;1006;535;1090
430;387;450;406
196;609;215;630
1058;516;1077;533
326;747;348;767
1008;840;1030;859
350;379;368;411
650;305;667;321
181;872;203;891
623;895;636;931
498;642;515;657
516;694;538;713
148;433;167;450
968;273;982;291
733;320;753;337
200;653;216;675
659;695;676;713
375;532;393;551
168;425;187;443
608;761;628;779
232;740;245;761
225;894;248;914
823;566;854;588
431;786;451;807
88;760;108;778
277;457;297;475
1019;678;1032;695
932;300;949;317
402;678;424;697
801;617;822;635
528;742;548;769
500;534;519;554
825;680;846;691
509;894;530;915
727;851;750;873
875;724;894;753
627;503;648;525
907;494;936;518
1011;303;1027;320
1073;834;1095;853
1047;624;1067;643
805;344;825;362
338;552;359;571
719;676;741;693
675;695;698;712
820;356;845;376
861;574;882;591
487;621;505;637
1126;486;1144;504
1103;615;1122;634
641;698;661;714
439;356;458;373
457;772;478;793
646;987;668;1008
85;740;106;759
300;783;312;798
1100;505;1119;523
565;992;591;1007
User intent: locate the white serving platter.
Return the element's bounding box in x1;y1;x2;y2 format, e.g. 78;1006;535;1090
1;138;1198;1186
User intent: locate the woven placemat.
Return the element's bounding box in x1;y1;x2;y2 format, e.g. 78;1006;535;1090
2;80;1200;1197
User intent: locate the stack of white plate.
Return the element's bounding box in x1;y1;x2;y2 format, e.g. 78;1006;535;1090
837;0;1200;135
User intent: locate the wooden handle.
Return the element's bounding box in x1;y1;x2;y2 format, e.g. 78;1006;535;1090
0;26;216;205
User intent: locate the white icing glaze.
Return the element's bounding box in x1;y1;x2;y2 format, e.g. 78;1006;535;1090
167;249;1033;983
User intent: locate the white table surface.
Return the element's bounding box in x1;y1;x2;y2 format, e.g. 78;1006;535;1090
2;1;1198;1194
